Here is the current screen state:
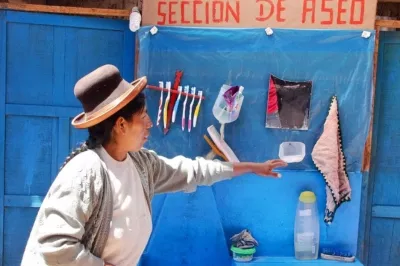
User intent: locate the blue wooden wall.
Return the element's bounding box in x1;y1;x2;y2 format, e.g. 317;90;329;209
0;10;134;265
362;31;400;266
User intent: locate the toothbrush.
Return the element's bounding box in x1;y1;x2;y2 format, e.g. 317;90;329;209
188;87;196;132
181;86;189;131
172;86;182;123
163;81;171;132
156;81;164;126
193;90;203;128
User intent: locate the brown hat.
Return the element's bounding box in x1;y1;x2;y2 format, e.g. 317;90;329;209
71;64;147;129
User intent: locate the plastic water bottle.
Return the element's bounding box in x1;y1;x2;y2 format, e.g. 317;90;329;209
129;7;141;32
294;191;320;260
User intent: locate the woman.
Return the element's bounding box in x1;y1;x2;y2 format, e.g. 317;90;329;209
21;64;287;266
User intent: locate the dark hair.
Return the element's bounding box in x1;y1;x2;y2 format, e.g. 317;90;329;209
60;92;146;170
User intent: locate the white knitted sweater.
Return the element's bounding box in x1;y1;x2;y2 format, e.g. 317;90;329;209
21;148;234;265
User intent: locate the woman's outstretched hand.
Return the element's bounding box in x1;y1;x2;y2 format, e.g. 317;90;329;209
232;159;288;178
253;159;288;178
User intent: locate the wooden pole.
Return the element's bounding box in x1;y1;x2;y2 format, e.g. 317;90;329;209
362;25;381;172
0;3;130;18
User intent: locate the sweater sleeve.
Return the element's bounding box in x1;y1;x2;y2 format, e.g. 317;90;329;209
35;153;105;266
146;150;234;194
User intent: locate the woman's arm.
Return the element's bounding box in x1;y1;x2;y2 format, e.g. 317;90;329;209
233;160;287;178
146;150;287;194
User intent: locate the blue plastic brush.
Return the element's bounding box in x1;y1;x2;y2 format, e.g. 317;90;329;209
321;247;355;262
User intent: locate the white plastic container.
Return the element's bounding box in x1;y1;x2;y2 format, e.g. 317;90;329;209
129;7;142;32
279;142;305;163
212;84;244;124
294;191;320;260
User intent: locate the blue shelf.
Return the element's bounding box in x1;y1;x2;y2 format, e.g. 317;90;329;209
232;257;363;265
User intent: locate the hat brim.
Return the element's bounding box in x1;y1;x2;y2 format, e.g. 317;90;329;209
71;76;147;129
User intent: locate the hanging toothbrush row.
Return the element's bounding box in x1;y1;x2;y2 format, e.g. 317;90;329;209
153;81;204;133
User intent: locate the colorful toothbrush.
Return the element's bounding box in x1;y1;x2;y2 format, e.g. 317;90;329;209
181;86;189;131
163;81;171;133
156;81;164;126
172;86;182;123
193;90;203;128
188;87;196;132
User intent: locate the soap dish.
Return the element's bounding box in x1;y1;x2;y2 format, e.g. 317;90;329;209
279;142;305;163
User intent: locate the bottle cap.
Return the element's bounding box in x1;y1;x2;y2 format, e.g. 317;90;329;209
299;191;316;203
132;6;139;12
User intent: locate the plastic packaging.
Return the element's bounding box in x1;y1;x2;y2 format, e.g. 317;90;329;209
212;84;244;124
279;142;305;163
129;7;141;32
294;191;320;260
207;125;239;163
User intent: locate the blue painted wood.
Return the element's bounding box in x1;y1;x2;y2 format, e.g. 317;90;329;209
4;208;39;266
4;196;44;208
0;9;7;265
364;31;400;266
6;104;82;117
53;27;66;106
5;115;54;196
51;119;59;179
57;118;71;174
372;206;400;219
6;22;55;105
1;10;134;265
232;257;363;265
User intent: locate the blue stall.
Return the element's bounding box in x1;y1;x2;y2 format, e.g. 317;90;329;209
136;26;374;265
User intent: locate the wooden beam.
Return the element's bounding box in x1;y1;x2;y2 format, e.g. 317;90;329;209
376;19;400;28
0;3;130;18
362;26;381;172
378;0;400;3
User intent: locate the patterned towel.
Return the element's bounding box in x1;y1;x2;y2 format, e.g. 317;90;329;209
311;96;351;224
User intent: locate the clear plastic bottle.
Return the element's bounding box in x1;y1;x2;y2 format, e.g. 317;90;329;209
294;191;320;260
129;7;141;32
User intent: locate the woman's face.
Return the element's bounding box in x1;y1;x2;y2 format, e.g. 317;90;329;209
115;107;153;152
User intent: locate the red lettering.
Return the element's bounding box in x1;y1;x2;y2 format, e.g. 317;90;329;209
205;1;210;24
213;1;224;23
225;1;240;23
277;0;286;22
302;0;316;24
168;1;178;24
256;0;274;22
193;0;202;24
350;0;364;24
157;1;167;25
337;0;347;24
181;1;190;24
321;0;333;25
